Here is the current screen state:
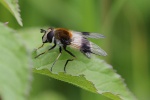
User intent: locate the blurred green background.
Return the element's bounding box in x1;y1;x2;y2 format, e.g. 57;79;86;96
0;0;150;100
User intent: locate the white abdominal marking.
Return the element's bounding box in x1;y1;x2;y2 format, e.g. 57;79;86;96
70;33;82;49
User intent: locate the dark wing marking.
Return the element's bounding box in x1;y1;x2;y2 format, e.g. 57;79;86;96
72;31;105;39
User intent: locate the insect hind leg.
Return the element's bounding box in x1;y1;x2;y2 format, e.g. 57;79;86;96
64;59;74;72
63;45;76;72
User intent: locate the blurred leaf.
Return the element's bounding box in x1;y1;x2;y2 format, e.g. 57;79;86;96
30;91;66;100
19;28;137;100
0;0;23;26
0;23;32;100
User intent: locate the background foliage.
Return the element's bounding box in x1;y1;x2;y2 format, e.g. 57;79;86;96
0;0;150;100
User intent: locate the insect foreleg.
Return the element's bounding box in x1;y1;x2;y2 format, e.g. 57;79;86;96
36;43;45;50
35;43;56;58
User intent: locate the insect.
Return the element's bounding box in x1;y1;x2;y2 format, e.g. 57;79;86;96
35;28;107;72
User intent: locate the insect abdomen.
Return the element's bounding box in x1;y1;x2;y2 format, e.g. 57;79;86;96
80;38;91;58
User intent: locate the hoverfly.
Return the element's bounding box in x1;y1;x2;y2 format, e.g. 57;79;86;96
35;28;107;72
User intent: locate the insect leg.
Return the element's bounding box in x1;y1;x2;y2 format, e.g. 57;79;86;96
63;45;76;57
63;45;76;72
50;47;62;71
36;43;45;50
64;59;74;72
35;43;56;58
35;29;46;51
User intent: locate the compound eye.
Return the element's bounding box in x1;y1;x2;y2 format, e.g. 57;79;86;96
41;28;54;43
47;31;54;43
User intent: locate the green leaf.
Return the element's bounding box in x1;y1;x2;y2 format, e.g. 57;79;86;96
30;91;67;100
0;23;31;100
0;0;23;26
19;28;137;100
33;54;136;100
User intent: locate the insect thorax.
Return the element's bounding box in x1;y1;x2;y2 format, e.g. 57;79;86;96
54;28;72;45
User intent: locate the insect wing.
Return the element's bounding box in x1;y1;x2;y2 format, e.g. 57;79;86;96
72;31;105;39
70;38;107;57
70;32;107;57
90;42;107;56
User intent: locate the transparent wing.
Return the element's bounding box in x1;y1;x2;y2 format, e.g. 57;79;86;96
72;31;105;39
70;34;107;57
89;42;107;56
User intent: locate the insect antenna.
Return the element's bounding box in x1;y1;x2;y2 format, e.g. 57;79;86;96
40;29;46;33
